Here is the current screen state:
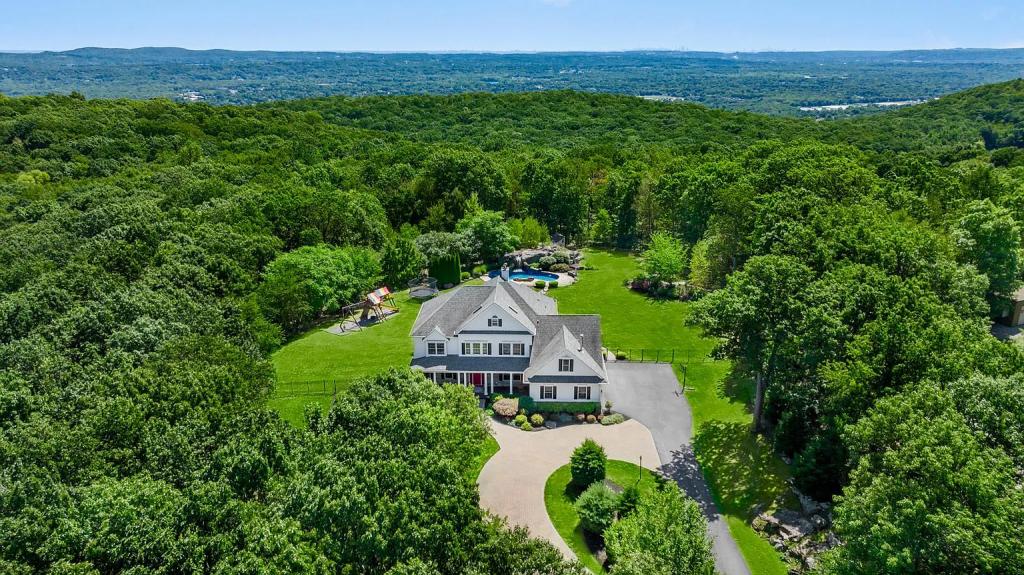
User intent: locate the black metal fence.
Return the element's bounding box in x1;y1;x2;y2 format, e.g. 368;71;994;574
274;379;341;398
606;348;713;364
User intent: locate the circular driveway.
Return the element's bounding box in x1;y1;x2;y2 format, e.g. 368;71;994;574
477;418;660;557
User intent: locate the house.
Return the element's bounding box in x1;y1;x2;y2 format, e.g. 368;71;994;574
410;277;606;404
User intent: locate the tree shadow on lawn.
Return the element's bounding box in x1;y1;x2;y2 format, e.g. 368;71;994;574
721;368;756;409
691;420;794;517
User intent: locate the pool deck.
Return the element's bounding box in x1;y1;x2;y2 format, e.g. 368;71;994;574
481;271;575;287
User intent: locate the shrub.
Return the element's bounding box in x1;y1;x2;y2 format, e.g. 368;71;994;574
548;280;559;289
550;263;571;273
460;271;471;281
492;398;518;418
574;483;620;535
605;486;715;574
604;400;613;414
615;351;627;360
553;249;571;264
538;255;557;270
618;484;641;518
472;264;489;277
428;252;461;286
521;421;533;431
484;408;494;417
576;413;586;422
514;414;527;426
532;401;599;415
570;439;607;487
530;413;544;427
601;413;626;425
535;280;546;289
586;414;597;424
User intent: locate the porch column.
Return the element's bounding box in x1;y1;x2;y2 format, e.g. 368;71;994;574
508;373;512;394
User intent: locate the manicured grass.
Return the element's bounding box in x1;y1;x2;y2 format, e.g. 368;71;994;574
269;290;424;426
544;460;661;574
554;250;790;575
470;434;500;480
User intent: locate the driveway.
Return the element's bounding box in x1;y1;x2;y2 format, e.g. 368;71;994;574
604;362;751;575
478;418;660;558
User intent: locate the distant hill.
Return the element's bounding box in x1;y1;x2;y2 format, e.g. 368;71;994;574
267;79;1024;161
1;47;1022;116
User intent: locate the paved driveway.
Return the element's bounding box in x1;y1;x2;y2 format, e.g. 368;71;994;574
478;418;660;558
605;362;751;575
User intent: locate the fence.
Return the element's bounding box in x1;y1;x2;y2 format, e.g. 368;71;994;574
606;348;714;364
274;379;341;398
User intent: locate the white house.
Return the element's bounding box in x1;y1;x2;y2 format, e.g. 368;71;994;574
410;277;606;404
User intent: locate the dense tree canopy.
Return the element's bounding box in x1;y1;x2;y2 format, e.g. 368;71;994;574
1;80;1024;573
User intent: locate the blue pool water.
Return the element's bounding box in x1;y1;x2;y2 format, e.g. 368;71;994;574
489;268;559;281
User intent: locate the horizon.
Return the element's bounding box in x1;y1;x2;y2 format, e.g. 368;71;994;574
3;1;1022;53
5;46;1024;56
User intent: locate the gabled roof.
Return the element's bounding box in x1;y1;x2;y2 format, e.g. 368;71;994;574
410;280;555;337
410;280;605;382
524;317;605;381
453;280;536;335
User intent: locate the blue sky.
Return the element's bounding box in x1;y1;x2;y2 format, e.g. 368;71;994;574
4;0;1024;52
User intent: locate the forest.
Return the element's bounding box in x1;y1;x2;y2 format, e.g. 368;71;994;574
1;79;1024;573
2;47;1024;116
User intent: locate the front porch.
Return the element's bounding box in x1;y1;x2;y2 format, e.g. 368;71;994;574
423;370;530;396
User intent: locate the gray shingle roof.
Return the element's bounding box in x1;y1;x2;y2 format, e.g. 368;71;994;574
410;280;554;337
411;355;532;372
410;280;604;380
524;317;604;381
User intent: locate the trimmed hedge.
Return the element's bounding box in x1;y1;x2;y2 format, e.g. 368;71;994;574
532;401;600;415
430;253;461;286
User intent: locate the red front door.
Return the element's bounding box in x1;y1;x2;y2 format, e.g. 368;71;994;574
470;373;484;387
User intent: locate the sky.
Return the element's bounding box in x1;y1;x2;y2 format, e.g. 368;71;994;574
3;0;1024;53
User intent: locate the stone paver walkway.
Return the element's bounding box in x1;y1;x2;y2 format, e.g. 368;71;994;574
477;418;660;558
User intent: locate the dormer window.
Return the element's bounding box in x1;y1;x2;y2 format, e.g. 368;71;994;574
488;316;503;327
559;358;574;372
427;341;446;356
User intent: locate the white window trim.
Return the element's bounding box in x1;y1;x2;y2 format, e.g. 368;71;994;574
540;385;557;400
498;342;526;356
488;316;503;327
574;386;591;400
427;341;446;356
559;358;574;372
462;341;492;356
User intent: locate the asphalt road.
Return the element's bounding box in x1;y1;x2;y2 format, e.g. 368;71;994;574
604;362;752;575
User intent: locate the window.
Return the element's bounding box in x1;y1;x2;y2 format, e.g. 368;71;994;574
427;341;446;356
488;316;503;327
462;342;492;355
540;385;557;400
574;386;592;400
559;358;574;372
498;342;526;356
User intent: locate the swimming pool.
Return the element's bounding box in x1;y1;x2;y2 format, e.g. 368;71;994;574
488;268;559;282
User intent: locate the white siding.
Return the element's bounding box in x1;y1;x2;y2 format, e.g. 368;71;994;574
529;382;602;403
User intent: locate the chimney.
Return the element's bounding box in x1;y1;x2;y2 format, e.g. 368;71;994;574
578;333;584;352
500;263;510;282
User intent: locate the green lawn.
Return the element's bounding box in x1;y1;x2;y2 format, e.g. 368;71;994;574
269;290;424;425
469;434;500;480
554;250;789;575
268;252;789;573
544;460;661;574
